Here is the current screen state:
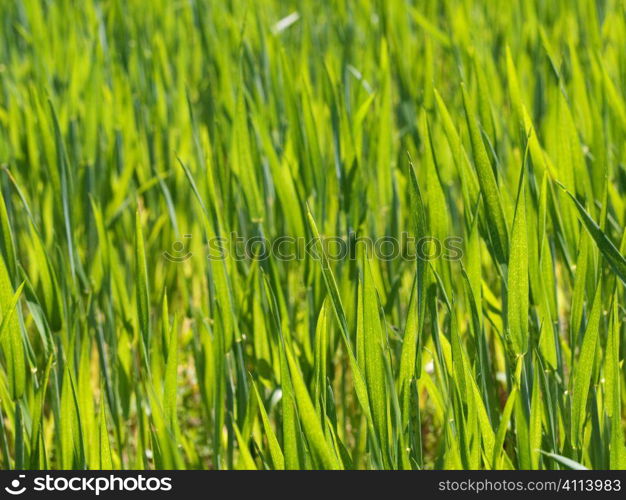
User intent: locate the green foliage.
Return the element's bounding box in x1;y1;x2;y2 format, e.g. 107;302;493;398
0;0;624;470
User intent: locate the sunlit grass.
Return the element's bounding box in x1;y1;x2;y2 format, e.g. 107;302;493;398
0;0;625;470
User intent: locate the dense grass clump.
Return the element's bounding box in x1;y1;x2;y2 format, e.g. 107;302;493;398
0;0;625;470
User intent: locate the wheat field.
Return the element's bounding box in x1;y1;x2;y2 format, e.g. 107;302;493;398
0;0;625;470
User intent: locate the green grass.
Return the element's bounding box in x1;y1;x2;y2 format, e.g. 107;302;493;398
0;0;625;470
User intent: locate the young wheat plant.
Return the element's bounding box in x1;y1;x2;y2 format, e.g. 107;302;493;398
0;0;625;470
